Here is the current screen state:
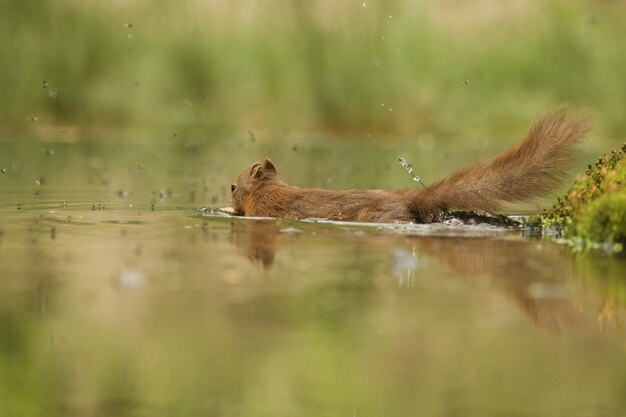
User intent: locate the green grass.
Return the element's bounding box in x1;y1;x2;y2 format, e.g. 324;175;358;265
1;0;625;141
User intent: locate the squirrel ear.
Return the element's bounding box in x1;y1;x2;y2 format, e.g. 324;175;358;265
250;159;277;179
263;158;277;175
250;163;262;178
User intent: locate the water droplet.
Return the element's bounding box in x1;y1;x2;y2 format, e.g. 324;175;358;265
124;22;133;28
42;80;49;89
1;168;6;174
119;268;145;289
381;103;385;107
464;80;470;85
398;157;426;187
362;2;367;7
48;88;58;98
388;14;392;18
28;116;39;122
391;248;419;285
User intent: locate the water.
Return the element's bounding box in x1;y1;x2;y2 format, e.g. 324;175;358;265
2;137;626;416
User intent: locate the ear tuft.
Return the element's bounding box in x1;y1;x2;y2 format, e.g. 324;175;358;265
263;158;277;175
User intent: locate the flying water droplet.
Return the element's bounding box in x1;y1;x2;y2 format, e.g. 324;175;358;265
398;157;426;187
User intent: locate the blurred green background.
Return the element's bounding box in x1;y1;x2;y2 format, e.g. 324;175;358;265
1;0;625;142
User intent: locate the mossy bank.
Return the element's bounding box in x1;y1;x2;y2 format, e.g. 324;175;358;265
528;142;626;251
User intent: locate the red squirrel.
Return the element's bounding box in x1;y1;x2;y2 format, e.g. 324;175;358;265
229;107;590;223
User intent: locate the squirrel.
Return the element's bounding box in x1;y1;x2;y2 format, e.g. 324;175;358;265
229;106;591;223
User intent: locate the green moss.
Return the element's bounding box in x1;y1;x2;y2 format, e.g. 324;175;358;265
529;142;626;250
575;189;626;245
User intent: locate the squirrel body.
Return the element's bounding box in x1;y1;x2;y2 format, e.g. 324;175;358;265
230;107;590;223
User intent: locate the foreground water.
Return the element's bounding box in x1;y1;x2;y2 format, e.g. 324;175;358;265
2;137;626;416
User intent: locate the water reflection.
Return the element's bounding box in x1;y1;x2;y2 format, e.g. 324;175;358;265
390;247;419;287
226;218;622;335
1;208;626;416
230;220;278;267
411;236;580;334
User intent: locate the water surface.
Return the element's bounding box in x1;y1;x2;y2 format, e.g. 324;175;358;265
2;137;626;417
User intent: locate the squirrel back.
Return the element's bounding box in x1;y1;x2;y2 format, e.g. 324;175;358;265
229;106;590;223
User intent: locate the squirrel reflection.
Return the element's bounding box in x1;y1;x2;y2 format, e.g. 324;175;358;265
229;220;586;333
230;220;279;267
411;236;580;334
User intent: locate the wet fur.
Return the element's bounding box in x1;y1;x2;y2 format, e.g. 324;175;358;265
230;107;590;223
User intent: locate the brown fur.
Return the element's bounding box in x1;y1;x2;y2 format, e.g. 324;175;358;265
230;106;591;223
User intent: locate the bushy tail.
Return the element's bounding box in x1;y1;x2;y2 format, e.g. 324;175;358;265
408;106;591;220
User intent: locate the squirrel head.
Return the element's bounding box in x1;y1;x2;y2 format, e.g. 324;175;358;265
231;158;277;215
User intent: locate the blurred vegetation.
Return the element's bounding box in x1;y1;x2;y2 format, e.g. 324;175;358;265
1;0;625;140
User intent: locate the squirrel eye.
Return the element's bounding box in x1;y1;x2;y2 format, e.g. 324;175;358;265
231;184;236;192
